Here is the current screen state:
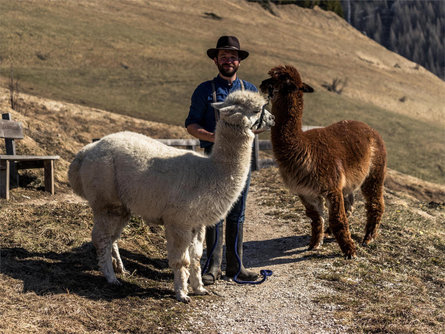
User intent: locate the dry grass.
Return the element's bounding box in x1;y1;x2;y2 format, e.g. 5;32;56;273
252;167;445;334
1;166;443;333
0;190;202;333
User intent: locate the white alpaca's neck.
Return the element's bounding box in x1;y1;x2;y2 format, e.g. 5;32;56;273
199;120;253;222
211;120;254;169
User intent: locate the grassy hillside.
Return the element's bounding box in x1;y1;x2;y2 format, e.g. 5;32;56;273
1;0;444;183
303;91;445;183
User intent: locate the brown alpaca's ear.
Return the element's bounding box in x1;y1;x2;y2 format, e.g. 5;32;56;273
302;83;314;93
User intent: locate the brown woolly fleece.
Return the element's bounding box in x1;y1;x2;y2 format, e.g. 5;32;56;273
260;65;387;258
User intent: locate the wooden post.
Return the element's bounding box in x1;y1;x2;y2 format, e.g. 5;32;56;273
2;113;18;186
44;160;55;195
0;159;10;200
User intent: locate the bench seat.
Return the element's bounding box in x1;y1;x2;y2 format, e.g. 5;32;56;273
0;154;60;161
0;153;59;201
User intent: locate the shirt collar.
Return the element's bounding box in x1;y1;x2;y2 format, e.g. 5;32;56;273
214;75;240;89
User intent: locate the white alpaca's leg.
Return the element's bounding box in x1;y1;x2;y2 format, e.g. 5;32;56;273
92;221;119;285
189;225;208;295
112;241;129;275
165;223;192;303
92;208;128;285
110;209;130;275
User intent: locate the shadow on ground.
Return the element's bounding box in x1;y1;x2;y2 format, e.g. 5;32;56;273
0;243;174;301
201;234;339;271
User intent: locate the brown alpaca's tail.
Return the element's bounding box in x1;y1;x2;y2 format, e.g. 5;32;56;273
361;131;387;245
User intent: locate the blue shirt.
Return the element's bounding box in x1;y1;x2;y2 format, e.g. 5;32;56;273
185;75;258;148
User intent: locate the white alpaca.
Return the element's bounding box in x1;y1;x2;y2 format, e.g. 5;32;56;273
68;90;274;302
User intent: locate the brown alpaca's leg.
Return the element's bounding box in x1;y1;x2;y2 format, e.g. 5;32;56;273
361;171;385;246
344;193;355;216
325;192;354;235
326;191;356;259
299;195;325;250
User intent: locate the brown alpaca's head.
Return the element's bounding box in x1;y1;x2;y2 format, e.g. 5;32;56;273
260;65;314;100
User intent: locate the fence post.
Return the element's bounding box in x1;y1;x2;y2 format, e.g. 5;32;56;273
2;113;19;186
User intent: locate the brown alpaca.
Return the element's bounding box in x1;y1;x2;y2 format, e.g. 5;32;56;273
260;65;387;258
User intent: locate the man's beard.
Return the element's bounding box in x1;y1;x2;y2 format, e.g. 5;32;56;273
218;63;239;77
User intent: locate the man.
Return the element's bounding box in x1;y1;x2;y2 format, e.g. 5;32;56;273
185;36;259;285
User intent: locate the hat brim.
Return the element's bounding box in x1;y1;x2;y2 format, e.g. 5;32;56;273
207;48;249;60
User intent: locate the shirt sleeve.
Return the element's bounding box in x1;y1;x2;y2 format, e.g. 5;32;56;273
185;83;207;128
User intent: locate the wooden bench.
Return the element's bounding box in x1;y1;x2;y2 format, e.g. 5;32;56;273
0;113;60;200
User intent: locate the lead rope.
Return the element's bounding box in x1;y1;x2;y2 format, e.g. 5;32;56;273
233;228;273;285
232;160;272;285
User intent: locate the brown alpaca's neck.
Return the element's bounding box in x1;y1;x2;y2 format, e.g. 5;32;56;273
270;92;313;179
271;93;305;150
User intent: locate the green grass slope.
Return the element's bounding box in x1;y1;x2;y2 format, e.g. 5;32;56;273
303;91;445;183
1;0;444;183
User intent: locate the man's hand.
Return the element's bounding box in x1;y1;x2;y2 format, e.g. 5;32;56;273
186;124;215;143
252;129;265;135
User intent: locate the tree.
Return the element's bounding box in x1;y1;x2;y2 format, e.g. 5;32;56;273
342;0;444;80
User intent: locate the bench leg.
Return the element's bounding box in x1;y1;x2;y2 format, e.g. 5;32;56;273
0;160;10;200
9;162;19;187
44;160;55;195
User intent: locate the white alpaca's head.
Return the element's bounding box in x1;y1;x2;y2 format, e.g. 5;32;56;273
212;90;275;131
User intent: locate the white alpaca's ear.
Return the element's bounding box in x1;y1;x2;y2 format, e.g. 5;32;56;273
215;106;235;116
211;102;225;110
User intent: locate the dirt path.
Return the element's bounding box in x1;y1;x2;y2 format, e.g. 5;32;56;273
45;183;346;333
180;180;348;334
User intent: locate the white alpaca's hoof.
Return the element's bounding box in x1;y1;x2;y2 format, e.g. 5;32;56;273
176;292;191;303
117;267;130;276
194;287;209;296
112;259;130;275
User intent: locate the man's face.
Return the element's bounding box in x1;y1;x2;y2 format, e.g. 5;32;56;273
214;50;240;77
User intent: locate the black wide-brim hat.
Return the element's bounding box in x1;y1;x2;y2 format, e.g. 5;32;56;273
207;36;249;60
